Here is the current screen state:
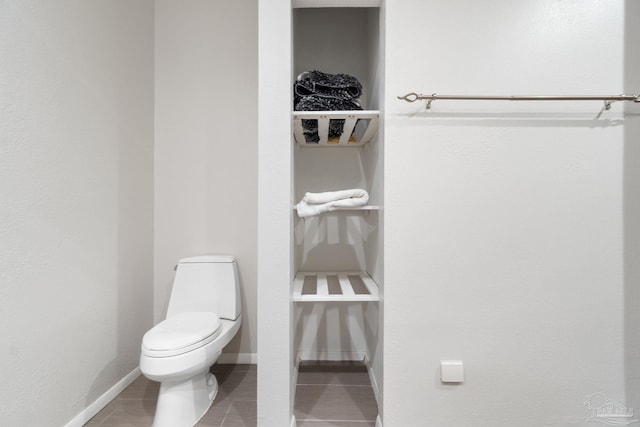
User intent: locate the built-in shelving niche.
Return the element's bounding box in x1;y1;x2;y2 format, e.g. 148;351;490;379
291;3;384;426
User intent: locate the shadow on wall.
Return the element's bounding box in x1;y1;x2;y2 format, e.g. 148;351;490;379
84;116;154;415
295;302;376;361
623;0;640;414
222;266;248;356
295;215;375;272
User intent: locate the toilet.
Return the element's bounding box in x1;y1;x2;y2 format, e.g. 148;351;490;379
139;255;242;427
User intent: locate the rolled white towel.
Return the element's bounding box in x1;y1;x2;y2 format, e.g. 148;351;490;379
303;188;369;205
296;189;369;218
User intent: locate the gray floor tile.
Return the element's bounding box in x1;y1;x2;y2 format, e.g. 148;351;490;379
196;402;229;427
220;401;257;426
298;361;368;372
85;370;254;426
212;363;257;373
107;397;157;418
84;407;114;427
215;370;257;403
87;398;155;426
84;363;378;427
296;422;376;427
117;376;160;400
95;416;154;427
294;384;378;422
85;396;156;426
297;362;370;386
196;378;247;427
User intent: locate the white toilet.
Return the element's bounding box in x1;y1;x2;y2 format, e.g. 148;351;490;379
139;255;242;427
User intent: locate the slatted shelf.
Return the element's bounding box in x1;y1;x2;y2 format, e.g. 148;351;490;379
292;271;380;302
292;205;380;214
293;110;379;147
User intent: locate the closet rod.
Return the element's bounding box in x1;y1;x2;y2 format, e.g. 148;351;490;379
397;92;640;110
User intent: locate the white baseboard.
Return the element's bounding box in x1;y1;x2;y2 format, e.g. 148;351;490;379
292;356;300;396
364;355;382;411
376;414;383;427
217;352;257;364
291;415;297;427
296;350;366;362
64;367;141;427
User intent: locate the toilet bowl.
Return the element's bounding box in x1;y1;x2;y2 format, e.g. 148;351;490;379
140;255;242;427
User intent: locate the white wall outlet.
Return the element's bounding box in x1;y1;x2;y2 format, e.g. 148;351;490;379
440;360;464;383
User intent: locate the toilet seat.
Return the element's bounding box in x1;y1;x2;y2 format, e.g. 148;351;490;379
142;312;222;358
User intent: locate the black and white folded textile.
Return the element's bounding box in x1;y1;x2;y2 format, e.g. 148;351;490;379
293;70;363;142
294;70;362;105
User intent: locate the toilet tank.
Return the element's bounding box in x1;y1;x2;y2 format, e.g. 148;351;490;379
165;255;241;321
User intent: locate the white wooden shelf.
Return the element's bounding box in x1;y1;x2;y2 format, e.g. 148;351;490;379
293;271;380;302
293;110;379;147
293;0;383;8
293;205;380;214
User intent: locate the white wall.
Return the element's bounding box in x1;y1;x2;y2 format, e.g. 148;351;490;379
257;0;294;424
0;1;154;425
154;0;258;360
384;1;634;425
623;0;640;415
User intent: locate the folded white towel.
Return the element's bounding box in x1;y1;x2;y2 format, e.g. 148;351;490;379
296;189;369;218
302;189;369;204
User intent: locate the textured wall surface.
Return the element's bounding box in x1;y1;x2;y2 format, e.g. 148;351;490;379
623;0;640;415
154;0;258;359
384;0;634;425
0;1;154;426
257;0;294;425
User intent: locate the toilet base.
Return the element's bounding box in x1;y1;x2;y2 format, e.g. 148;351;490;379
152;371;219;427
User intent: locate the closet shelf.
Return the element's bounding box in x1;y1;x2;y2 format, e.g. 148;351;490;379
293;110;379;147
293;271;380;302
293;205;380;213
293;0;383;8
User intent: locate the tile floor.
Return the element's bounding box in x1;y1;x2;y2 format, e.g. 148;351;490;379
85;362;378;426
295;361;378;427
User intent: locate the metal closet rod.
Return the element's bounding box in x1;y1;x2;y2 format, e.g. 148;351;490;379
397;92;640;110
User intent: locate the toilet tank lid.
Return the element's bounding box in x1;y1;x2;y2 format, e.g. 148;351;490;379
178;255;236;264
